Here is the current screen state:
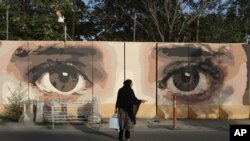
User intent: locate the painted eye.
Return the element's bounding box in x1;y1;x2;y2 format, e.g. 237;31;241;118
27;61;92;95
166;67;210;95
36;71;86;95
158;61;223;103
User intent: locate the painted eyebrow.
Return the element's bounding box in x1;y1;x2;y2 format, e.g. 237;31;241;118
31;46;97;56
157;47;221;57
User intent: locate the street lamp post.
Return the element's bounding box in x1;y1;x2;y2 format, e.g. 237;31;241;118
56;10;67;46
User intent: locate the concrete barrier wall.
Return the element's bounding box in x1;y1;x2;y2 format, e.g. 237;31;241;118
0;104;7;114
0;41;249;119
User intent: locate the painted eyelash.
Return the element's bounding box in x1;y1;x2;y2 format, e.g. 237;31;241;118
198;61;222;80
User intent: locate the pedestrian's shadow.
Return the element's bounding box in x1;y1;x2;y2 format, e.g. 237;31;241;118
71;123;118;140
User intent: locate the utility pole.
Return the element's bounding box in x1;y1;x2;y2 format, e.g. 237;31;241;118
133;13;137;41
247;35;250;44
196;15;200;42
6;6;9;40
64;24;67;44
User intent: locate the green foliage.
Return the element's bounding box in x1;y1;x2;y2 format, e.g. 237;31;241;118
0;0;249;42
0;0;87;40
82;0;250;42
3;83;27;122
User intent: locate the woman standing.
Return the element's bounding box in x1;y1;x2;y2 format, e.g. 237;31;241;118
115;79;146;141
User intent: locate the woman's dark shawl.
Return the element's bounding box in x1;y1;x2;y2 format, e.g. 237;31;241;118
115;87;141;124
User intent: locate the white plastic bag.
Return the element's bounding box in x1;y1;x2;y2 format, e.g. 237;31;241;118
109;114;119;130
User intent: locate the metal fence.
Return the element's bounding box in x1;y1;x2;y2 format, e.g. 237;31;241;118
42;99;101;128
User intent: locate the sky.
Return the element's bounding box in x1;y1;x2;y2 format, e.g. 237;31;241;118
82;0;89;5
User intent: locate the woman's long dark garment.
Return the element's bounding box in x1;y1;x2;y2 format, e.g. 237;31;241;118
115;86;142;131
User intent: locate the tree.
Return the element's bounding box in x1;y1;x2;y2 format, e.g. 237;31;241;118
0;0;249;42
237;0;250;41
4;83;27;121
223;1;243;42
86;0;220;42
83;0;142;41
0;3;6;39
140;0;219;42
0;0;87;40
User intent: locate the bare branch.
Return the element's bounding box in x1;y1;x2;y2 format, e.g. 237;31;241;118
143;0;165;41
177;0;214;41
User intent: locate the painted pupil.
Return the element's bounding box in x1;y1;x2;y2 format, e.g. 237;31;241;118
172;67;199;91
49;66;79;92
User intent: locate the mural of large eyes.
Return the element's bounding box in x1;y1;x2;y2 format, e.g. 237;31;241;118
158;60;223;103
27;60;92;95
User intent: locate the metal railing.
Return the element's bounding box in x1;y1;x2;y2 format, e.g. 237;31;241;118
42;99;101;129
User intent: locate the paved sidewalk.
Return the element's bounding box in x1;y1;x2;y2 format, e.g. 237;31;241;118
0;120;232;141
1;119;250;132
99;119;250;132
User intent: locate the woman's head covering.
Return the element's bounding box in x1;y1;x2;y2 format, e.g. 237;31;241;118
123;79;132;88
